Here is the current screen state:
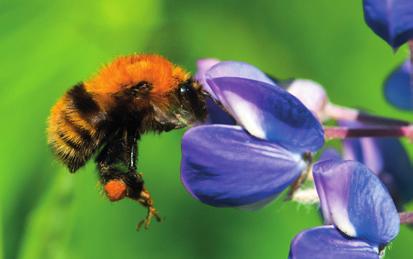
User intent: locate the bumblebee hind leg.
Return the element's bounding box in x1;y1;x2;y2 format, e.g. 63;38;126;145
135;186;162;230
124;129;162;230
95;129;161;229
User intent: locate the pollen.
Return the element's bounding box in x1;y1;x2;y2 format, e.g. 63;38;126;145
104;179;127;201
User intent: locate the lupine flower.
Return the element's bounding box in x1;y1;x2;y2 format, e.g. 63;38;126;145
341;121;413;207
197;59;410;126
181;61;324;207
384;59;413;111
283;79;366;123
289;160;400;259
195;58;221;99
181;125;307;207
195;58;277;125
290;226;380;259
202;61;324;152
284;79;410;126
195;59;236;124
318;148;341;162
286;79;328;121
197;58;330;122
363;0;413;49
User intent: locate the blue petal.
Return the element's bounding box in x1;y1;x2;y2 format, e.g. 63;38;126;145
342;137;383;174
206;61;276;86
363;0;413;48
318;148;341;162
384;60;413;111
340;120;413;203
287;79;328;118
195;58;221;99
289;226;379;259
205;77;324;153
363;0;392;46
313;160;400;245
204;97;236;125
375;138;413;202
340;120;384;175
180;125;305;207
344;136;413;207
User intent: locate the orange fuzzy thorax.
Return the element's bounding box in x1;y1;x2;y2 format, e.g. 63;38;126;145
84;54;190;95
104;179;127;201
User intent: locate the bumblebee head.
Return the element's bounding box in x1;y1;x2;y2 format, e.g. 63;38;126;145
157;78;207;128
85;54;207;128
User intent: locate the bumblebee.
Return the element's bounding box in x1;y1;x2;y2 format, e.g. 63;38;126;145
47;54;207;229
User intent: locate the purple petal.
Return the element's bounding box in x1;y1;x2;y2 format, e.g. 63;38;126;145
318;148;341;162
195;58;221;99
340;120;383;174
375;138;413;203
287;79;328;119
196;58;220;77
289;226;379;259
205;77;324;152
206;61;276;86
195;59;236;125
342;137;383;175
313;160;400;245
180;125;305;207
204;97;236;125
384;60;413;111
363;0;413;48
340;121;413;203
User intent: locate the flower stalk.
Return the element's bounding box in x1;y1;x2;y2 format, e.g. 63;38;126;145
399;212;413;224
287;153;313;200
324;125;413;140
409;40;413;67
409;40;413;108
325;103;410;126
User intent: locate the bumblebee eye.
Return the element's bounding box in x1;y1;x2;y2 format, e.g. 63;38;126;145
179;85;191;95
177;81;207;119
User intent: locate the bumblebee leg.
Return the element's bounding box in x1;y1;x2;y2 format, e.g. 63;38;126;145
95;131;143;201
95;132;127;183
96;129;161;229
124;128;162;230
136;186;162;230
126;128;138;172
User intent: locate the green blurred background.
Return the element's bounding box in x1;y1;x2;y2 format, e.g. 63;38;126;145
1;0;412;258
